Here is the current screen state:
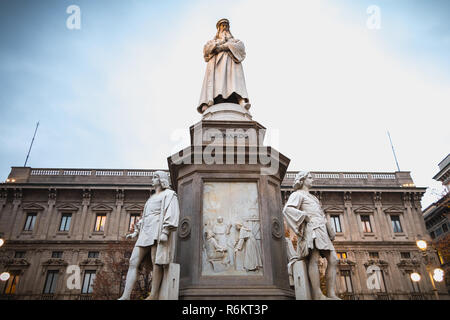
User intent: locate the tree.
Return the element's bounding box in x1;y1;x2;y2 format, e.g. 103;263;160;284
91;238;152;300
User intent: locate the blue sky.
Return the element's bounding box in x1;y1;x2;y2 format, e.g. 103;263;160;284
0;0;449;207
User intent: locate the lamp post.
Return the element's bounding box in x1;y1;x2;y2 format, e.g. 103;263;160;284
416;239;445;300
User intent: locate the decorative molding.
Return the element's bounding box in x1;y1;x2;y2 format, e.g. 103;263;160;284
324;206;345;214
5;258;30;267
42;258;68;267
90;203;114;212
373;192;382;204
344;191;352;203
22;203;46;211
82;189;91;206
56;203;80;211
48;188;57;202
383;206;405;214
124;204;144;211
353;206;375;214
271;217;283;239
79;258;103;267
178;217;191;239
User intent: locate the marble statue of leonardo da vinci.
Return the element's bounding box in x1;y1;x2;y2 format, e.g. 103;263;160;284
197;18;250;114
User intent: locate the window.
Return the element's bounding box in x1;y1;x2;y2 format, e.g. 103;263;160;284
435;227;443;237
339;270;353;293
361;215;372;233
23;213;37;231
331;215;342;233
373;269;387;292
88;251;99;259
81;270;96;294
406;270;420;293
337;252;347;259
369;252;379;259
129;214;140;231
52;251;63;259
430;231;436;239
391;215;403;233
3;271;20;295
401;252;411;259
59;213;72;232
94;214;106;232
14;251;25;258
43;270;59;294
443;223;448;233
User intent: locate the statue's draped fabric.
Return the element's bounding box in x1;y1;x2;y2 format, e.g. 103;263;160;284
283;190;335;259
134;189;179;265
197;38;249;113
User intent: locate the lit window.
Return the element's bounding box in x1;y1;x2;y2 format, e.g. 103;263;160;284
361;215;372;233
59;214;72;232
94;214;106;232
43;270;59;294
331;215;342;233
340;270;353;293
129;214;140;231
337;252;347;259
400;252;411;259
23;213;37;231
391;215;403;233
374;269;387;292
81;270;96;294
406;270;420;293
369;252;379;259
14;251;25;258
88;251;99;259
3;271;20;295
52;251;63;259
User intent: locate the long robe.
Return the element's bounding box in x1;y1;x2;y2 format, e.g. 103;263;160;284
197;38;249;113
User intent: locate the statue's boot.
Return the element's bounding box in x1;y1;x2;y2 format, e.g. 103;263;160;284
327;295;342;300
239;98;251;110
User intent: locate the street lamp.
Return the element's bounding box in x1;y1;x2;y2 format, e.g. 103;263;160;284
416;239;444;300
433;268;444;283
0;272;10;281
0;238;4;247
410;272;421;282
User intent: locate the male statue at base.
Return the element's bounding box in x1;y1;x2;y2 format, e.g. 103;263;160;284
118;171;180;300
283;171;341;300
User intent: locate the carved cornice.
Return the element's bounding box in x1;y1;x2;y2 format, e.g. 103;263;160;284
22;202;46;211
383;206;405;214
56;203;80;211
91;203;114;212
5;258;30;267
42;258;68;267
364;259;389;268
397;259;420;269
79;258;103;267
354;206;375;214
324;206;345;214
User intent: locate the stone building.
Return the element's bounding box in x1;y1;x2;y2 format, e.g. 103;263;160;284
0;166;447;300
423;154;450;293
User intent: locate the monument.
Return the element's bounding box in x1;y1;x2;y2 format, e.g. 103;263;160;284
118;171;180;300
168;19;293;299
283;171;340;300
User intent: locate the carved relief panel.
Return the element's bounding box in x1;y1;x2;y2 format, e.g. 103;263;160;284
201;182;263;276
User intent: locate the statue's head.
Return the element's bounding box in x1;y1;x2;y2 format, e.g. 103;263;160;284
293;171;313;190
217;216;223;223
152;171;170;189
215;18;233;40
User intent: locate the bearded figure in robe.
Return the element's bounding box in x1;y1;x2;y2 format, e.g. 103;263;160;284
197;18;250;114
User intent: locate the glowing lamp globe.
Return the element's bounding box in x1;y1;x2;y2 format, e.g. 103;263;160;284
0;272;10;281
410;272;421;282
416;240;427;251
433;268;444;282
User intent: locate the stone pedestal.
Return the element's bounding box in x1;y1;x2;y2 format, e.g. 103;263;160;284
159;263;180;300
292;261;312;300
168;103;293;299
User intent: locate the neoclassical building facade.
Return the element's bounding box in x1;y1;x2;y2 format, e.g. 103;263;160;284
0;166;447;300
